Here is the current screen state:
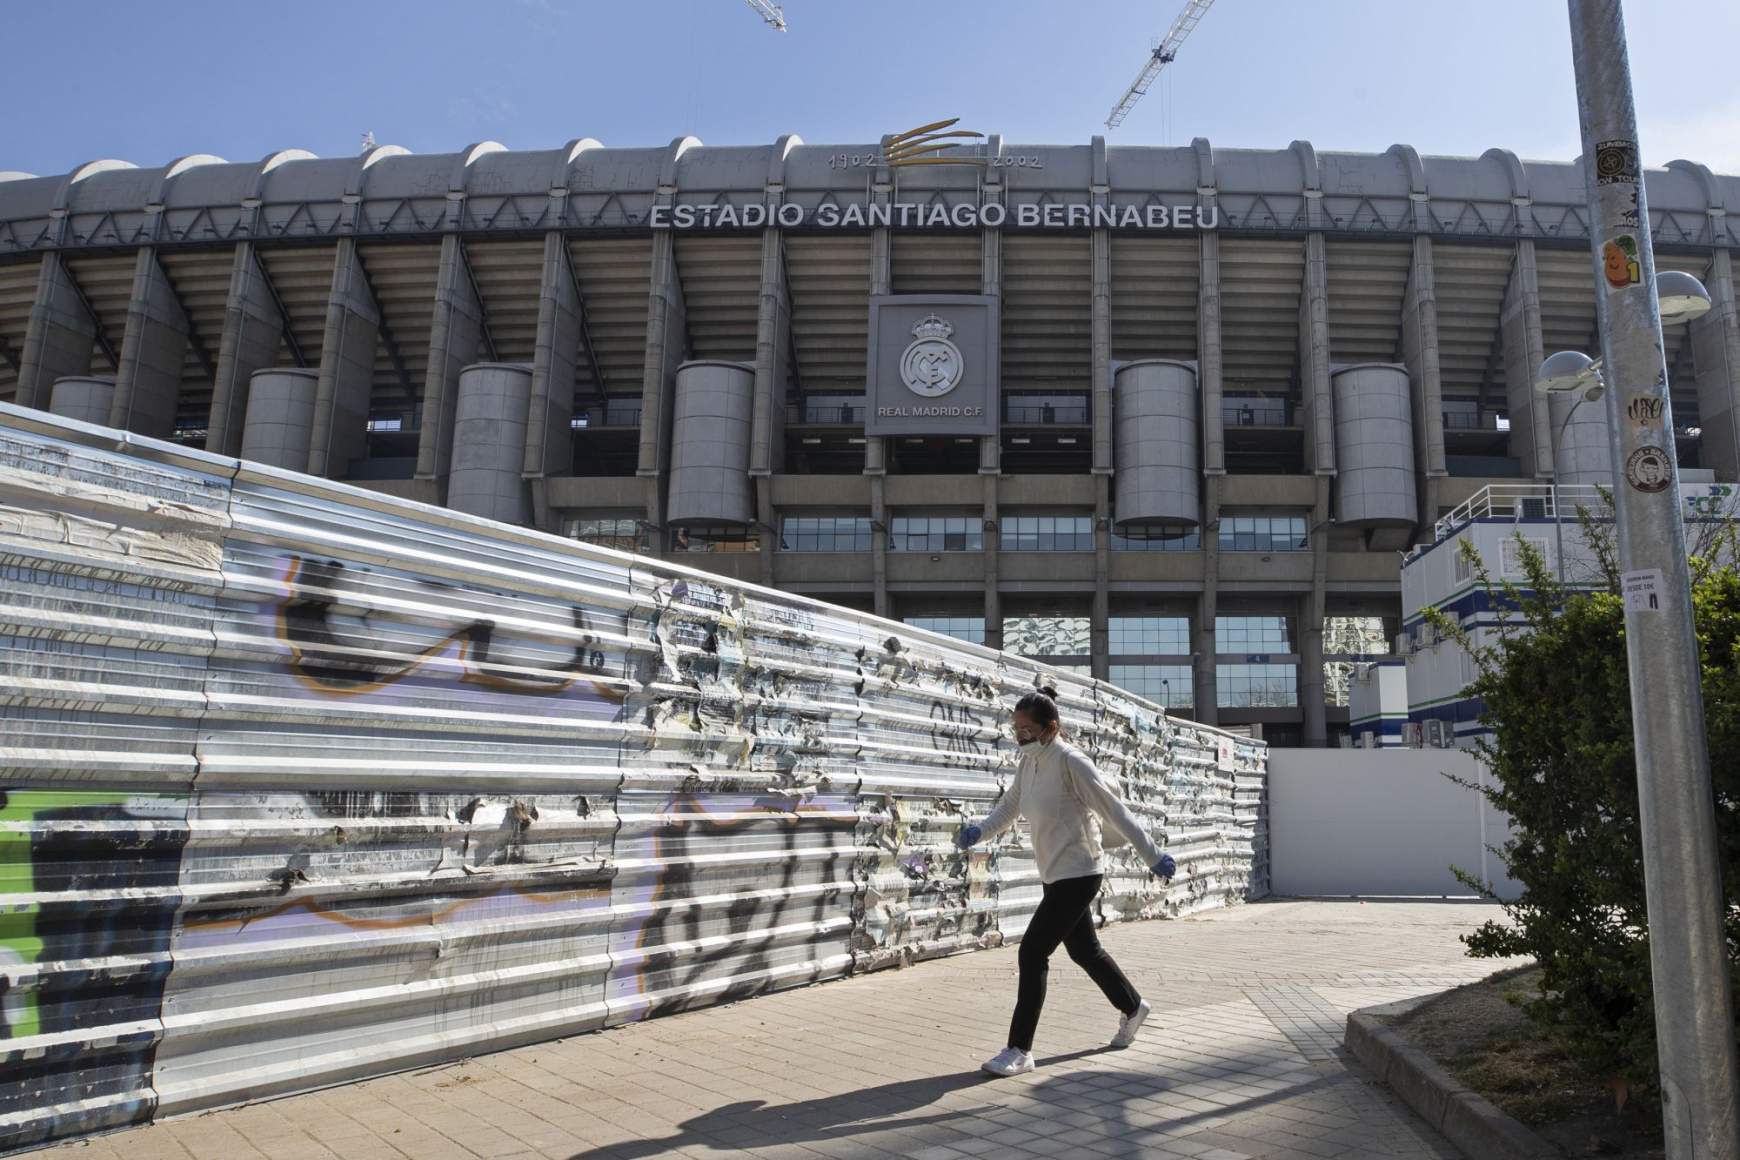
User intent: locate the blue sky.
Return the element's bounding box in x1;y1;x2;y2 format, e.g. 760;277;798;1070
5;1;1738;177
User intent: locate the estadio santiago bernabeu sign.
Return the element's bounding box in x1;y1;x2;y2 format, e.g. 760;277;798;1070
865;296;999;438
650;119;1216;233
649;201;1215;231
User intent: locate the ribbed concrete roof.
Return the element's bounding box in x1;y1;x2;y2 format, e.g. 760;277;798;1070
1;138;1735;254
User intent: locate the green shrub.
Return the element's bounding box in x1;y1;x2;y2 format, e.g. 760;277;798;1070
1430;524;1740;1095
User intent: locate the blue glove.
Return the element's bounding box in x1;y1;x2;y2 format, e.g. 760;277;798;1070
957;824;983;850
1152;853;1176;881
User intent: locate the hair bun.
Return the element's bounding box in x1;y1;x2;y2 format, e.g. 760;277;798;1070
1038;684;1058;700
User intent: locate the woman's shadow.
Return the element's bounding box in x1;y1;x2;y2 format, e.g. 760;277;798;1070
567;1045;1123;1159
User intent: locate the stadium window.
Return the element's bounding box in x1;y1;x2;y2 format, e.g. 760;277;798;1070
1321;616;1390;707
1107;616;1192;654
565;514;646;554
1216;663;1299;708
1110;523;1201;552
670;525;759;553
1000;515;1094;551
1003;615;1091;657
1323;616;1389;657
1108;664;1193;709
1217;511;1309;552
904;616;987;645
1214;615;1292;652
779;515;873;552
890;515;982;552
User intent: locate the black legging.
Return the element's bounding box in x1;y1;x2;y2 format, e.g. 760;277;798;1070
1008;873;1142;1052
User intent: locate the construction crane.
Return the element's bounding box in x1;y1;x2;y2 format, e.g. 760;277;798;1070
1105;0;1216;129
744;0;786;31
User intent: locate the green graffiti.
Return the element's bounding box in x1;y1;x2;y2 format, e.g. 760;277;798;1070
0;789;183;1041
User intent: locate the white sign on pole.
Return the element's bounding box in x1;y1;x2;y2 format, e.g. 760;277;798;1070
1621;568;1664;613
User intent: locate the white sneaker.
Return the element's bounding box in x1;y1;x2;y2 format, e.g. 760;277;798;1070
980;1046;1036;1077
1111;998;1152;1048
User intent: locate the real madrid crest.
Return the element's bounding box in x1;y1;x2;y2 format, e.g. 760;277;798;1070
900;313;964;398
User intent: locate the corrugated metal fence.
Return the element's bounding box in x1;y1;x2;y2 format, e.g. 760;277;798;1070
0;404;1268;1152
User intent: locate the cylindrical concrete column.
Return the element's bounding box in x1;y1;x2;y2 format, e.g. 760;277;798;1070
240;368;320;470
1550;389;1614;487
1330;364;1418;526
448;362;534;525
1113;359;1200;527
667;360;754;526
48;376;116;426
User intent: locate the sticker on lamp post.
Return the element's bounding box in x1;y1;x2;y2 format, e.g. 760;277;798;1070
1622;568;1664;613
1594;139;1638;186
1624;445;1672;493
1602;234;1642;289
1626;395;1665;430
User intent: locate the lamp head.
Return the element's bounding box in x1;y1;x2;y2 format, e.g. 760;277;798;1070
1535;350;1601;395
1655;269;1713;325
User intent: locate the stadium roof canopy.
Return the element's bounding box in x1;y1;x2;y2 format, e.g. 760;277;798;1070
0;137;1736;254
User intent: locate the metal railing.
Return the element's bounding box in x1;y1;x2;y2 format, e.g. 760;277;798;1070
1222;404;1291;427
1432;481;1740;543
801;404;866;424
572;407;644;429
1440;411;1500;431
1005;404;1089;425
1433;483;1609;541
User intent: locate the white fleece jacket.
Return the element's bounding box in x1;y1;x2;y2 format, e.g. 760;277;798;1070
975;736;1166;884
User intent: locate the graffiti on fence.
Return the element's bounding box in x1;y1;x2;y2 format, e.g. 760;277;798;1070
275;555;624;702
620;791;856;1018
0;789;190;1139
0;790;189;1041
927;699;989;758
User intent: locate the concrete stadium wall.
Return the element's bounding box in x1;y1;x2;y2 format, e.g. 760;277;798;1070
0;404;1268;1152
1266;749;1519;901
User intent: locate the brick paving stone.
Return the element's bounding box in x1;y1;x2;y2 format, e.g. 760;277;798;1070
34;901;1517;1159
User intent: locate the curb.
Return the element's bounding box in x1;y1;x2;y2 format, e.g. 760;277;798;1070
1345;998;1557;1160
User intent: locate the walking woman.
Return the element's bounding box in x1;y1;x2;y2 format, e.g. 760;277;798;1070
957;685;1177;1077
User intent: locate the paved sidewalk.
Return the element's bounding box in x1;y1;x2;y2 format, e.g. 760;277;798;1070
45;900;1517;1160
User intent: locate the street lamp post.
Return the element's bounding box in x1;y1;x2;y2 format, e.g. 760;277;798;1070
1545;380;1605;584
1560;2;1740;1154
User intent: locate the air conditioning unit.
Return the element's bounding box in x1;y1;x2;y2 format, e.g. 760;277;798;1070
1425;719;1449;748
1402;721;1423;748
1361;731;1376;749
1393;631;1410;655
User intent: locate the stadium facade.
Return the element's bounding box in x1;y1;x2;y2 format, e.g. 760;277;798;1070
1;133;1737;746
